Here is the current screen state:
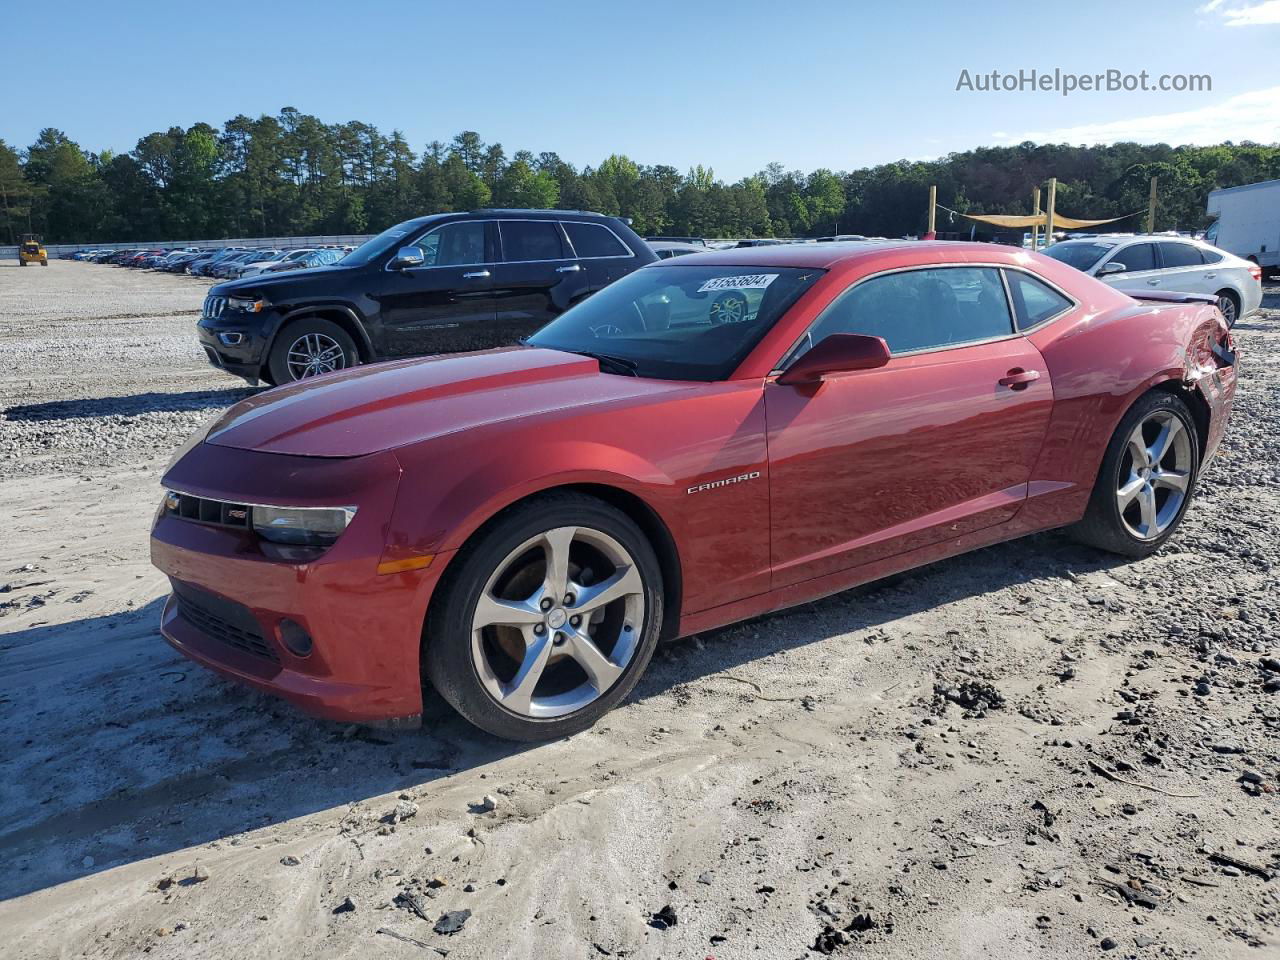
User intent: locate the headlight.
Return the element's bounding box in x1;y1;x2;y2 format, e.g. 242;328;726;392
228;296;268;313
252;505;356;546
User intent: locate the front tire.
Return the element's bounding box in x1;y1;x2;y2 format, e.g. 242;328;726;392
267;317;358;383
1070;391;1200;558
424;493;664;741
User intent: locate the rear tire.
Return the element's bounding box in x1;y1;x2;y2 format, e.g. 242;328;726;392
424;492;663;741
1214;289;1239;329
1069;391;1200;558
266;317;358;383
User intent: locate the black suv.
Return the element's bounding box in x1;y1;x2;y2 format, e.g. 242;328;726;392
199;209;656;384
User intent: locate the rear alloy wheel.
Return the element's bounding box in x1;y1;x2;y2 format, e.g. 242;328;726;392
267;317;358;383
1070;391;1200;557
1215;290;1239;328
425;494;663;740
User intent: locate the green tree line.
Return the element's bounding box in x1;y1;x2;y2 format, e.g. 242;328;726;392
1;107;1277;244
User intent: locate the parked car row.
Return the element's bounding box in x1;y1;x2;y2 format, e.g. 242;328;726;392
62;243;354;278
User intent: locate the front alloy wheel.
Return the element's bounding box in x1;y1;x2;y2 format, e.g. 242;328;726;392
287;332;348;380
425;492;663;740
471;526;645;718
266;317;359;385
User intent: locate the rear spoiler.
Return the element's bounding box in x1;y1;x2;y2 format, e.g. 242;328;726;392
1130;289;1216;305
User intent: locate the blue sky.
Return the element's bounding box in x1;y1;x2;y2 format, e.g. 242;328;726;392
6;0;1278;180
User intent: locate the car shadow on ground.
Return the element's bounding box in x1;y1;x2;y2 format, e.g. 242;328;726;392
0;529;1123;902
3;388;258;422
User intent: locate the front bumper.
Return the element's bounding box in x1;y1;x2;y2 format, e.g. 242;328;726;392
197;309;278;380
150;443;450;726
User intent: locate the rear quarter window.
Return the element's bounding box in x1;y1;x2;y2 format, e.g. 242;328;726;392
563;221;630;258
1005;270;1073;329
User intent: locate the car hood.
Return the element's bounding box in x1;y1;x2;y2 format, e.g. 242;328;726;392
210;263;352;297
205;346;696;458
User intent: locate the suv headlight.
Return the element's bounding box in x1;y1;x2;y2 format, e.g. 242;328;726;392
228;296;268;313
252;505;356;546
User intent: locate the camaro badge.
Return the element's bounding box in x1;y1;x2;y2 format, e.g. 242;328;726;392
687;471;762;495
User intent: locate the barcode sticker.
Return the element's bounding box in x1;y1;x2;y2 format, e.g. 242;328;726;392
697;274;778;293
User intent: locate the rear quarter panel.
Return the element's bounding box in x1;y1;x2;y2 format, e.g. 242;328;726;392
1026;284;1232;524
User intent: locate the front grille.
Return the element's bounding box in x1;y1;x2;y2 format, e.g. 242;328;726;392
203;295;227;319
168;491;251;529
172;581;278;663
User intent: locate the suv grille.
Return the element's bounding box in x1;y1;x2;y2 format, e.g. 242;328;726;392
172;581;278;663
203;295;227;319
167;491;251;529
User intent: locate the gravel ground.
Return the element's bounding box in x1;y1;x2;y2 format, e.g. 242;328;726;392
0;260;1278;960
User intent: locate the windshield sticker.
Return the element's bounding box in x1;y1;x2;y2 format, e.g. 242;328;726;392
697;274;778;293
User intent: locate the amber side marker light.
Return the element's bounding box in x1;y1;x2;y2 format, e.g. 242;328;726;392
376;554;435;576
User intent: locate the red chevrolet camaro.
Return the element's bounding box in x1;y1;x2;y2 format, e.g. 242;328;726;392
151;241;1237;740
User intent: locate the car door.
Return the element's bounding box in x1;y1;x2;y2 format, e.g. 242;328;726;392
1153;240;1214;295
1094;241;1160;294
561;219;639;289
370;220;499;358
765;265;1054;589
488;220;590;345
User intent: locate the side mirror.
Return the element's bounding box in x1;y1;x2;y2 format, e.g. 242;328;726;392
777;333;891;386
1097;261;1126;276
389;246;425;270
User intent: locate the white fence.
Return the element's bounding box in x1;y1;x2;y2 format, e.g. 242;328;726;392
1;234;375;260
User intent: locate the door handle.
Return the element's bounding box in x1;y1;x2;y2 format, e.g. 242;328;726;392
1146;278;1160;285
998;368;1040;390
556;263;583;273
1205;272;1217;279
462;270;490;279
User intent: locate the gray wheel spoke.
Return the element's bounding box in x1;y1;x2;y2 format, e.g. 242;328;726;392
1126;434;1150;470
573;564;643;614
1151;467;1190;493
502;633;553;714
474;592;543;629
1117;474;1145;509
1146;417;1183;466
542;527;576;601
1136;484;1158;535
564;627;624;693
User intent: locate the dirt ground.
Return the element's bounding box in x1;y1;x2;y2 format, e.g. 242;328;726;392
1;259;1278;960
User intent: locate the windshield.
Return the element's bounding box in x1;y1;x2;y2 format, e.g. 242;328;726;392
1043;242;1113;272
340;220;423;266
527;264;824;381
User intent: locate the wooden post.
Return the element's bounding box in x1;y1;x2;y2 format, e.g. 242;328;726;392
927;184;936;239
1031;187;1041;249
1146;176;1158;234
1044;178;1057;248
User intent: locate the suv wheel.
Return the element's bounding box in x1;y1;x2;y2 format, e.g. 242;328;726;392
267;317;358;383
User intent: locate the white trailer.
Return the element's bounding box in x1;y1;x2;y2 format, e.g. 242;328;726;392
1206;178;1280;272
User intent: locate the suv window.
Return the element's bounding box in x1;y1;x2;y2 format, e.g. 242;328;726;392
808;267;1013;355
500;220;565;262
1106;243;1156;273
1161;242;1204;268
415;221;488;267
1005;270;1072;328
564;221;629;258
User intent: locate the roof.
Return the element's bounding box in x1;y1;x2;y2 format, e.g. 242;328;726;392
1207;178;1280;198
664;239;988;269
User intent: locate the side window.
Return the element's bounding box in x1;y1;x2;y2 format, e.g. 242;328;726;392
1106;243;1156;273
500;220;566;262
1201;248;1224;264
413;221;487;267
1005;270;1073;329
563;221;630;258
808;267;1013;355
1161;242;1204;268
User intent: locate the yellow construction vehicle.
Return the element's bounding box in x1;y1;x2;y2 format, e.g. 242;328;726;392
18;234;48;266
